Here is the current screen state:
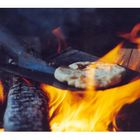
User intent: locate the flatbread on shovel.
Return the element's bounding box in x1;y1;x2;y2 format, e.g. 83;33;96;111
54;61;126;89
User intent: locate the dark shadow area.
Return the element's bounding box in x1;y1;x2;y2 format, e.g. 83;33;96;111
116;99;140;131
0;8;140;58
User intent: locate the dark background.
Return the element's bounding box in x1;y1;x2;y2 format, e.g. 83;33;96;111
1;8;140;131
0;8;140;58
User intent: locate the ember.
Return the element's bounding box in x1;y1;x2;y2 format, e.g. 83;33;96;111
0;81;4;104
0;128;4;132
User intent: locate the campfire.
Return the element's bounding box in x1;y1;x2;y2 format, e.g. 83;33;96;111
0;18;140;131
41;24;140;131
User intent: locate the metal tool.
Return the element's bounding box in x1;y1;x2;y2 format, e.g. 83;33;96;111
0;25;140;91
0;62;81;91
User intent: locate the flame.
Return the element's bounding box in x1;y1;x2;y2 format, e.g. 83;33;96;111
0;80;4;104
41;78;140;131
120;23;140;46
0;128;4;132
52;27;67;53
0;81;4;132
41;23;140;131
119;23;140;71
99;42;124;64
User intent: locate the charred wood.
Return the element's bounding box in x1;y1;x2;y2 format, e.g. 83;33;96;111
3;36;50;131
4;77;50;131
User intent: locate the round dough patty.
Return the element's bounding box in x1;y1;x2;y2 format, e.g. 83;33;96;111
54;61;126;89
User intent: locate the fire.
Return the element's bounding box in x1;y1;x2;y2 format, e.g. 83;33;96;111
41;23;140;131
41;78;140;131
120;23;140;45
0;81;4;132
52;27;67;53
0;128;4;132
0;80;4;104
99;42;124;65
119;23;140;71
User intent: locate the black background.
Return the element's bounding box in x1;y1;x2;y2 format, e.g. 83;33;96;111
0;8;140;57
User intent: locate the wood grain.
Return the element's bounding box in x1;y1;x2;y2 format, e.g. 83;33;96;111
128;49;140;72
118;48;133;68
118;48;140;72
4;77;50;131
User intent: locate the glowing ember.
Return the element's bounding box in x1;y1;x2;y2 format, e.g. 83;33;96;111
119;23;140;71
41;23;140;131
0;128;4;132
52;27;67;53
41;78;140;131
120;23;140;45
0;80;4;104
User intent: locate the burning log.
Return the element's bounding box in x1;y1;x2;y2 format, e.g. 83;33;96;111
4;76;50;131
2;35;50;131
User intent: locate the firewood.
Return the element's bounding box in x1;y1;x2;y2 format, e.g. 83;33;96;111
3;36;50;131
4;77;50;131
128;49;140;72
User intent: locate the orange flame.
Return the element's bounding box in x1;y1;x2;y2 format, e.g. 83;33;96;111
0;128;4;132
41;78;140;131
120;23;140;46
119;23;140;71
41;23;140;131
0;80;4;104
99;42;124;65
52;27;67;53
